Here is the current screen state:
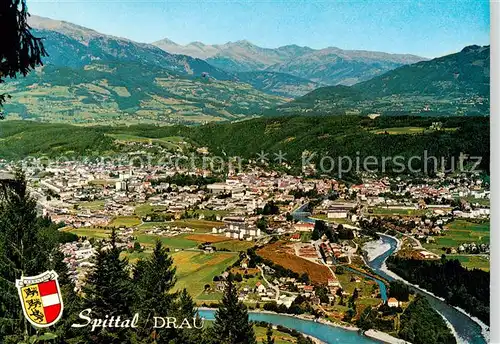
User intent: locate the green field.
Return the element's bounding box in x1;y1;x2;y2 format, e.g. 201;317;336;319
135;233;199;249
66;227;201;250
78;200;105;211
369;127;458;135
109;216;142;227
172;251;238;300
424;220;490;257
134;204;168;216
253;325;297;344
138;219;223;233
64;227;111;239
213;240;255;252
461;196;490;207
108;134;187;151
120;250;152;264
446;254;489;271
310;214;353;225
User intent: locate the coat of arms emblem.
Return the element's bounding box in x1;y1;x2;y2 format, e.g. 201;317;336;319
16;270;64;327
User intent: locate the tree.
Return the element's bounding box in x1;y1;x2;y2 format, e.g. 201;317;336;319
315;286;329;304
0;174;55;342
389;281;410;302
352;288;359;300
209;274;256;344
256;217;267;231
168;289;204;344
262;324;275;344
0;174;80;343
1;0;47;108
132;239;179;343
82;228;134;343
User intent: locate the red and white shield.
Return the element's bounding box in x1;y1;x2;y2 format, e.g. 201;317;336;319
16;270;64;327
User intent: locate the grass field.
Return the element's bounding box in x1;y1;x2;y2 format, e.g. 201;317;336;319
446;254;489;271
311;215;353;225
461;196;490;207
257;241;331;284
253;325;297;344
370;127;458;135
135;233;199;249
424;220;490;259
213;240;255;252
107;134;187;150
134;204;167;216
139;219;223;233
63;227;111;239
78;200;105;210
184;234;231;243
120;250;152;264
109;216;142;227
172;251;238;299
66;227;202;250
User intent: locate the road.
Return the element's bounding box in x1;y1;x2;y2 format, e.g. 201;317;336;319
258;265;280;301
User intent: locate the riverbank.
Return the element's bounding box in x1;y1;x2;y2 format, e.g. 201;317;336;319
199;307;415;344
197;307;359;332
373;233;490;344
197;307;359;344
364;330;412;344
380;263;490;343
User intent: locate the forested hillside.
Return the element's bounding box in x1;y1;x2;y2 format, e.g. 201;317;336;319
272;45;490;117
0;116;489;175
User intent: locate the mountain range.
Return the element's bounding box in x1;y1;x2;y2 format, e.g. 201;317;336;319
0;16;489;125
152;38;426;85
272;45;490;117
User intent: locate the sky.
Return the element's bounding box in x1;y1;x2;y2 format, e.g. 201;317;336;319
28;0;490;58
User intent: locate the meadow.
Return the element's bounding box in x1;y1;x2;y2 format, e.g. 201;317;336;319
172;251;239;300
423;219;490;270
369;126;458;135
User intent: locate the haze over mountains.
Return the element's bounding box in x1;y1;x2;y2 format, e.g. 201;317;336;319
152;38;426;85
0;15;489;125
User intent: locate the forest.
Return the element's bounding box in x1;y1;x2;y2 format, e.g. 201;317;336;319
398;295;457;344
0;116;490;177
386;255;489;325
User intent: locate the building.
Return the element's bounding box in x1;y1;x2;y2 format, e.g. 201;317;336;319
290;233;301;242
256;282;267;294
294;222;314;232
222;217;261;240
326;202;356;219
387;297;400;308
207;183;233;194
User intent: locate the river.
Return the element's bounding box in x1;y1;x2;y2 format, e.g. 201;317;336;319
292;203;488;344
365;234;487;344
197;309;378;343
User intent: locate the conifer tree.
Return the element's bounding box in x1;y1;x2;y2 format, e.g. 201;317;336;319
132;239;178;343
209;274;256;344
49;250;84;343
1;0;47;108
0;174;57;343
170;288;204;344
83;228;134;343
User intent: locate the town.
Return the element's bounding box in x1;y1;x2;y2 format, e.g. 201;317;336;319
0;147;490;336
